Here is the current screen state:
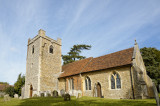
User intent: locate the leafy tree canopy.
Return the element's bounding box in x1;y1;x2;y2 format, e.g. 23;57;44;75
62;44;91;65
140;47;160;85
0;82;9;85
14;73;25;96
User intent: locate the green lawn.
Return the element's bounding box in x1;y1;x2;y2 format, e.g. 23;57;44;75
0;96;159;106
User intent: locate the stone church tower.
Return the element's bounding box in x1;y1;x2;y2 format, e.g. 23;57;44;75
24;29;62;98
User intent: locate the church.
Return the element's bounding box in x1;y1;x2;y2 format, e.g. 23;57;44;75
24;29;154;99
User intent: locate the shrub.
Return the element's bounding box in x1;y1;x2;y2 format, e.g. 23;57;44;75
4;86;15;97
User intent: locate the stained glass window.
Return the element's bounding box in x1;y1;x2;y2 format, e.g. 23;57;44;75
116;74;121;89
111;75;115;89
72;78;74;90
88;77;91;90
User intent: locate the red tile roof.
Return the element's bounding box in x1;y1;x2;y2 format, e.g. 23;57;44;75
59;47;134;78
60;57;93;78
0;84;11;91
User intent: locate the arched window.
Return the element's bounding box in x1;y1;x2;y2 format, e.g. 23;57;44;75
111;75;115;89
85;77;91;90
88;78;91;90
68;78;74;90
32;45;34;54
72;78;74;90
49;45;53;54
111;72;121;89
116;74;121;89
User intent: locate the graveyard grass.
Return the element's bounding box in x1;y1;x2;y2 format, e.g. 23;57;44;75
0;95;159;106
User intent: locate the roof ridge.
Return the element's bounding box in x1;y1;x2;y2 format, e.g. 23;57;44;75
93;47;134;59
62;57;93;66
80;57;94;74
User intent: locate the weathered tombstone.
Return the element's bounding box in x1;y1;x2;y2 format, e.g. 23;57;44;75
14;94;19;99
33;94;38;97
44;91;47;97
3;94;10;101
153;82;160;106
53;90;58;97
64;93;70;101
47;93;51;97
19;96;22;99
77;93;82;99
60;89;65;97
41;93;44;97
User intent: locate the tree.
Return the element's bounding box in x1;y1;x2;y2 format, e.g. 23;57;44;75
4;86;15;97
0;82;9;85
140;47;160;86
14;73;25;96
62;44;91;65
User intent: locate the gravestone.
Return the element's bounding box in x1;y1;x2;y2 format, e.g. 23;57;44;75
3;94;10;101
14;94;19;99
19;96;22;99
41;93;44;97
77;93;82;99
33;94;38;97
64;93;70;101
53;90;58;97
47;93;51;97
153;82;160;106
60;89;65;97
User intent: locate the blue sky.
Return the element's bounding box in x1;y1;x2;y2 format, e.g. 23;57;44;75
0;0;160;85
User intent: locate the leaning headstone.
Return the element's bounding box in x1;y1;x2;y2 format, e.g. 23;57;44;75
53;90;58;97
14;94;19;99
153;82;160;106
3;94;10;101
60;89;65;97
64;93;70;101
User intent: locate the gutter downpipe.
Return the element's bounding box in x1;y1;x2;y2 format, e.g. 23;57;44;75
130;64;135;99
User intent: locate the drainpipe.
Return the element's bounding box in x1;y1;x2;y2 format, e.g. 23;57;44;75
130;64;135;99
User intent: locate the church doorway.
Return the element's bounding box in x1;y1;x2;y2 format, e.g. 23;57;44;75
30;85;33;98
97;82;102;97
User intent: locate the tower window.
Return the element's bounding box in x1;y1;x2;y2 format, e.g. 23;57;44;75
32;45;34;54
49;45;53;54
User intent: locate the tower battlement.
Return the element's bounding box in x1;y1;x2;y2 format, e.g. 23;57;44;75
24;29;62;98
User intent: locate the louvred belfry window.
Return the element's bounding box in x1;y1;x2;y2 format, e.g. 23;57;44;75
32;45;34;54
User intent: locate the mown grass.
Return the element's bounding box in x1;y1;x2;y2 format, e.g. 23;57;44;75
0;96;159;106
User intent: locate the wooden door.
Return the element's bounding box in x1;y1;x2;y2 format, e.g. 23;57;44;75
30;85;33;98
97;83;101;97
